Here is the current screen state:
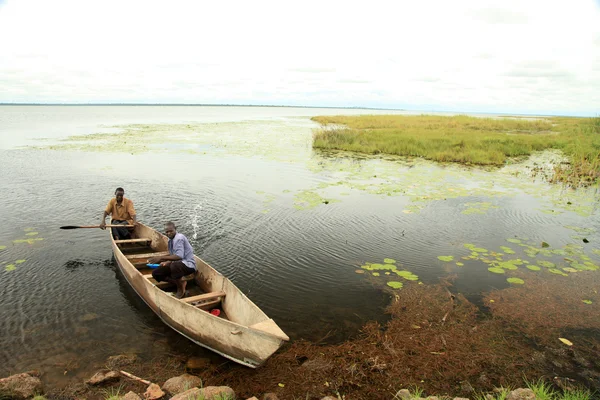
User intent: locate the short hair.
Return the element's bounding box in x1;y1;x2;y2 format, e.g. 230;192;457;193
115;187;125;194
165;221;177;230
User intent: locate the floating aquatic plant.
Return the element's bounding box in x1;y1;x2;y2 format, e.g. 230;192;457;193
384;258;396;264
372;272;380;276
0;245;6;250
499;246;516;254
526;265;541;271
355;269;365;274
548;268;568;276
15;260;26;264
507;238;522;244
387;281;403;289
537;260;556;268
507;277;524;284
25;232;38;236
488;267;505;274
558;338;573;346
5;264;16;272
582;300;592;304
437;256;454;262
456;262;464;266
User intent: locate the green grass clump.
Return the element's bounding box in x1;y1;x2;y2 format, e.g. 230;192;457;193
312;114;600;186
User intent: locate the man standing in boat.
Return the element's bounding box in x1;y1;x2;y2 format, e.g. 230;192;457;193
100;187;137;240
148;221;197;299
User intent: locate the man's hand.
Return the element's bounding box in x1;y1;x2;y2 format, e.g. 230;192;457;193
160;261;172;267
148;257;162;264
99;221;106;230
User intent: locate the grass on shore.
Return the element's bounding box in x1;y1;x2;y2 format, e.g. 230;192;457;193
311;115;600;186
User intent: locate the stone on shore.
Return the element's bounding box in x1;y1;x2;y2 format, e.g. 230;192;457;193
0;372;43;400
144;383;165;400
171;386;235;400
507;388;536;400
123;391;143;400
162;374;203;395
106;354;139;369
85;370;120;385
395;389;411;400
263;393;279;400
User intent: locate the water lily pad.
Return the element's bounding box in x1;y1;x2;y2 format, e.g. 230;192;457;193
403;275;419;281
507;238;522;244
25;232;38;236
437;256;454;262
507;277;524;284
562;267;578;273
24;227;36;232
472;247;488;253
548;268;568;276
387;281;403;289
558;338;573;346
372;272;380;276
385;272;391;275
456;262;464;266
582;300;592;304
463;243;476;250
500;246;515;254
384;258;396;264
526;265;541;271
538;260;556;268
0;245;6;250
551;249;566;255
5;264;16;272
488;267;505;274
15;260;26;264
355;269;365;274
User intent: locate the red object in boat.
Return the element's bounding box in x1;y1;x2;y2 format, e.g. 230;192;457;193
210;309;221;316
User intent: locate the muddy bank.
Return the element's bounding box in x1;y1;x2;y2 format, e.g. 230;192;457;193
16;274;599;400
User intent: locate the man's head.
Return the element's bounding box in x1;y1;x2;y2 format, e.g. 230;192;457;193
115;187;125;202
165;221;177;239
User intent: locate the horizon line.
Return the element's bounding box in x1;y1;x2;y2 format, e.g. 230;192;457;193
0;102;592;118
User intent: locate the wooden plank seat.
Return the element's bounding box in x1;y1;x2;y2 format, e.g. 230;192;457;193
115;238;152;244
143;272;195;289
183;291;226;304
126;251;170;260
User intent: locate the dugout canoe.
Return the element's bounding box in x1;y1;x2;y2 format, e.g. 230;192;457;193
110;222;289;368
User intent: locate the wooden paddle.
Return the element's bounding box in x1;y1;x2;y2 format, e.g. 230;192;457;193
60;225;135;229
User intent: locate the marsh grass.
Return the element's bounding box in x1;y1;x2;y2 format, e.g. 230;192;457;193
312;115;600;186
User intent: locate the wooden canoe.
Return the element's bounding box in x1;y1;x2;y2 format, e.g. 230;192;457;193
110;222;289;368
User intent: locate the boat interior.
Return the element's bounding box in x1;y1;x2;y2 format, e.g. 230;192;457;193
115;232;229;319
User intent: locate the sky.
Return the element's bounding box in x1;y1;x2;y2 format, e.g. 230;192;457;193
0;0;599;116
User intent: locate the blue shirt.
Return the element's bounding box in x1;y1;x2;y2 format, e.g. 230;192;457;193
168;233;197;270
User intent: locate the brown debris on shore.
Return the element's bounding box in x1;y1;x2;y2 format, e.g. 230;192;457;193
39;274;600;400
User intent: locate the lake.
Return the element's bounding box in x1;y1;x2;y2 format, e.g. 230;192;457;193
0;105;599;389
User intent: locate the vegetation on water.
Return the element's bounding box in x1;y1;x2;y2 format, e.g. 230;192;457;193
312;115;600;186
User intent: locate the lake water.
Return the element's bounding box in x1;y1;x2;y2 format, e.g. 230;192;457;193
0;106;599;388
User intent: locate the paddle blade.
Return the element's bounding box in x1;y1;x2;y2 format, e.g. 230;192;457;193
60;226;80;229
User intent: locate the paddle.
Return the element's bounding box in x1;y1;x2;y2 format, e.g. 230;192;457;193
60;225;135;229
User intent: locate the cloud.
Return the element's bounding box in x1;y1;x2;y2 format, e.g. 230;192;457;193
0;0;598;115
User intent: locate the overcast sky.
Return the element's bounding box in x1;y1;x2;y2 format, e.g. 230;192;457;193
0;0;598;115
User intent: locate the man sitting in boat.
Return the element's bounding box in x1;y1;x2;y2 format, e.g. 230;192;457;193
148;221;197;299
100;187;137;240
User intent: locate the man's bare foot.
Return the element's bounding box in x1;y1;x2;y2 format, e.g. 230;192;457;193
174;279;188;299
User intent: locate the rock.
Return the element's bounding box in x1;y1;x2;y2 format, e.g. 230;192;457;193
123;391;143;400
395;389;411;400
162;374;203;395
321;397;338;400
246;398;259;400
106;354;138;369
185;357;211;370
0;372;43;399
85;370;120;385
171;386;235;400
263;393;279;400
426;397;439;400
506;388;536;400
144;383;165;400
